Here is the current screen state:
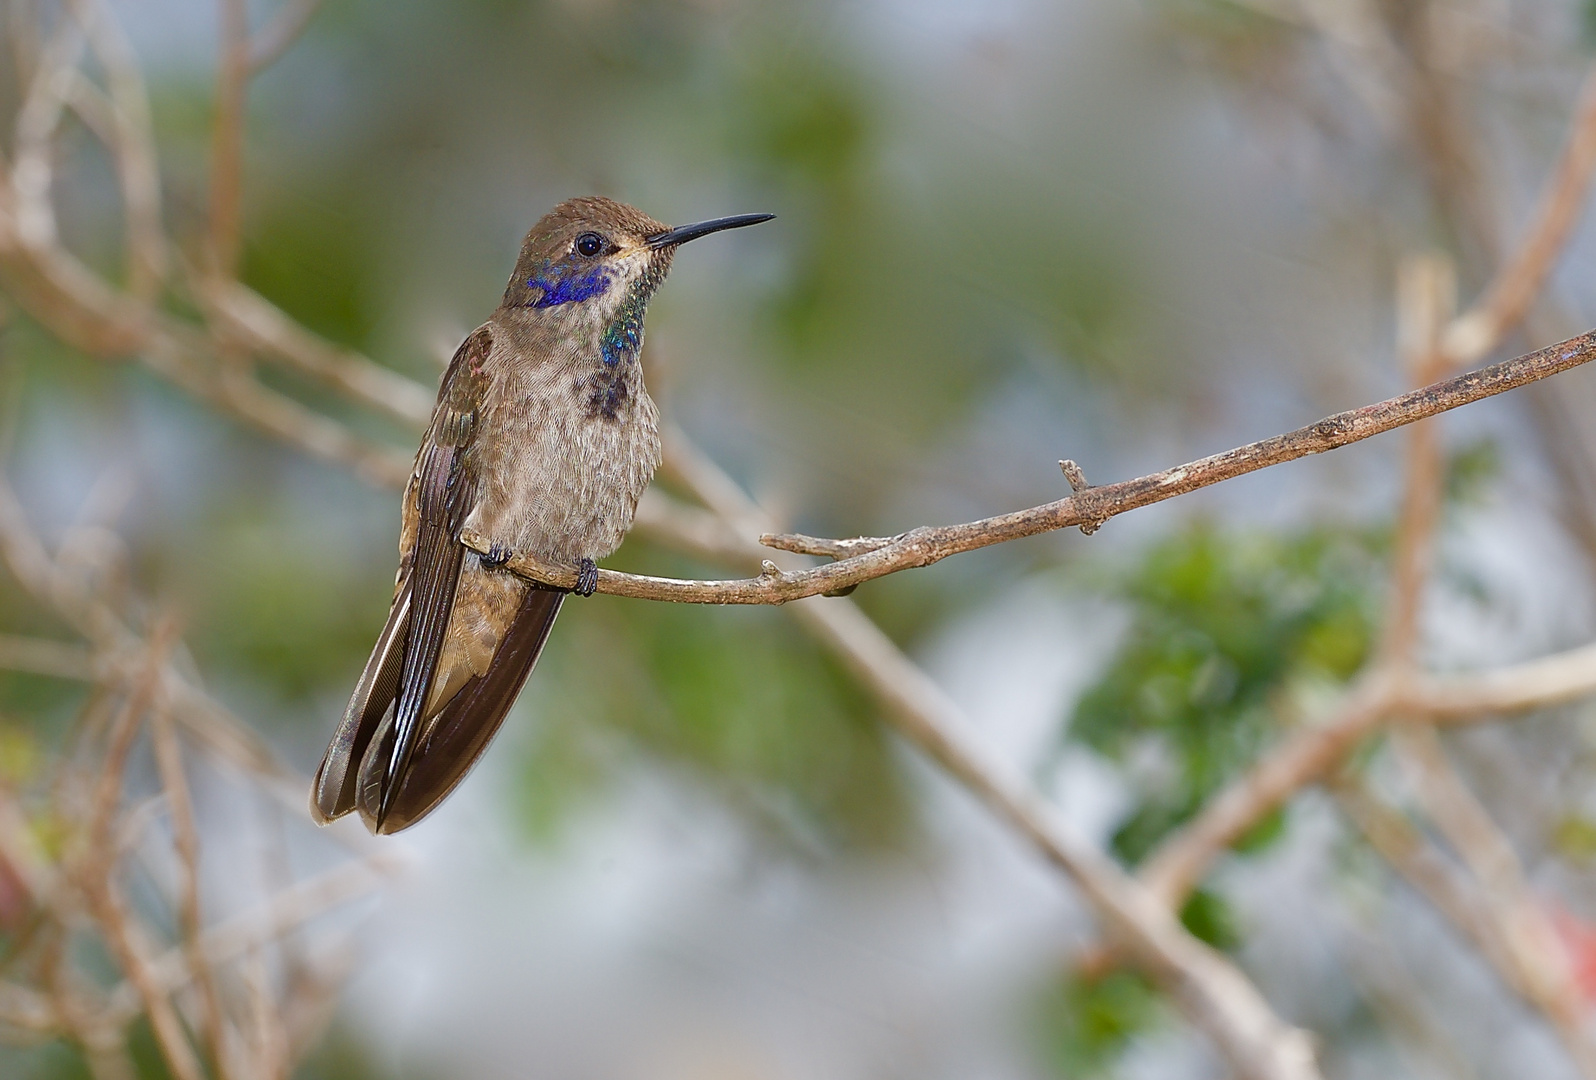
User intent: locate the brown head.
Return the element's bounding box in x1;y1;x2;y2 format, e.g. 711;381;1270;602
499;196;773;336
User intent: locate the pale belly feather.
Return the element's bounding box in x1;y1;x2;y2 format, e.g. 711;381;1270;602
422;356;661;714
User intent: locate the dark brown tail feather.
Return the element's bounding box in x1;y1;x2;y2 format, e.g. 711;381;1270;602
311;580;412;824
355;584;565;834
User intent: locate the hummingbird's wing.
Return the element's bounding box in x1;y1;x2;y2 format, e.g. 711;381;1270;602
372;326;494;829
310;577;411;823
310;326;493;829
353;583;565;833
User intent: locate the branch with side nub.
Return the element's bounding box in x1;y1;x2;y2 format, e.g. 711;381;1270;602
463;328;1596;604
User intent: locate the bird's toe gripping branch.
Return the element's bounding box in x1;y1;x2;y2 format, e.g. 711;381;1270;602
480;540;515;568
575;558;599;597
467;532;595;595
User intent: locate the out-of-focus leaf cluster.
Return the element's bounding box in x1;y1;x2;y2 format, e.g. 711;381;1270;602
1032;968;1163;1079
1069;522;1384;869
1028;522;1383;1074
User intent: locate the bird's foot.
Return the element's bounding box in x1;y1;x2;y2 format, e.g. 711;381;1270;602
575;558;599;597
480;540;516;569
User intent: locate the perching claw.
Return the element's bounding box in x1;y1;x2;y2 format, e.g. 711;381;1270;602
575;558;599;597
480;540;515;568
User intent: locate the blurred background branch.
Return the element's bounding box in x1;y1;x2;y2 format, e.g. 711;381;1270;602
0;463;393;1079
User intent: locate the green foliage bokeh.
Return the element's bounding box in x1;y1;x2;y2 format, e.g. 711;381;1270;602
1069;523;1383;867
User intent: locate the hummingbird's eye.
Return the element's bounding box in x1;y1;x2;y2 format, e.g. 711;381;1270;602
575;232;605;258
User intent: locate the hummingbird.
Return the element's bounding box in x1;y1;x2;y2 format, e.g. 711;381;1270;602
310;196;773;834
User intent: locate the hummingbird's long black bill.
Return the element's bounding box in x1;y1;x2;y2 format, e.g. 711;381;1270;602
647;213;774;249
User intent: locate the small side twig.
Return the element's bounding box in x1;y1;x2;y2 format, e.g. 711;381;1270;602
1059;459;1104;534
757;531;897;559
66;0;166;299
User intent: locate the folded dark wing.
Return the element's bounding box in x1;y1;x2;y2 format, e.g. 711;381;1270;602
311;325;493;830
374;327;493;828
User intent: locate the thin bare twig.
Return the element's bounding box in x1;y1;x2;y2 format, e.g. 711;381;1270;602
102;853;401;1028
1380;253;1453;666
757;530;898;559
0;211;413;485
1405;643;1596;716
469;329;1596;604
10;14;85;250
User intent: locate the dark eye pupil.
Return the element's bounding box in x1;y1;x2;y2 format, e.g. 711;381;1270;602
576;232;604;257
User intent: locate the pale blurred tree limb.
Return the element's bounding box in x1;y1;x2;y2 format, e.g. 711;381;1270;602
1136;28;1596;1069
1141;48;1596;912
1388;252;1596;1073
0;0;416;486
0;470;396;1080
